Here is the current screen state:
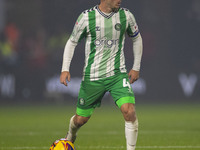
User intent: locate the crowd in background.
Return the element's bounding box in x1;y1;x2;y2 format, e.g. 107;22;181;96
0;22;70;74
0;20;70;100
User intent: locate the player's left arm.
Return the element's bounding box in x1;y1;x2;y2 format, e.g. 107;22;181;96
128;33;143;84
126;10;143;84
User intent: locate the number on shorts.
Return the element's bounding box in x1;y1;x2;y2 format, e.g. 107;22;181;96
123;78;131;89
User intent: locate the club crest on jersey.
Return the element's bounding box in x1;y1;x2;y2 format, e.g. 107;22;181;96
79;98;85;106
115;23;121;31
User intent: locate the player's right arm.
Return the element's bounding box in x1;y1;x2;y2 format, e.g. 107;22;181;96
60;12;87;86
60;71;71;86
60;39;77;86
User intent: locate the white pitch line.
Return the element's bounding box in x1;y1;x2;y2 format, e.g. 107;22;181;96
2;130;199;136
2;145;200;149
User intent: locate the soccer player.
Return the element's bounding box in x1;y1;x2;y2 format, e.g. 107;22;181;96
60;0;143;149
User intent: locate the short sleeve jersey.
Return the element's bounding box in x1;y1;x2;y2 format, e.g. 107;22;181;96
70;6;139;81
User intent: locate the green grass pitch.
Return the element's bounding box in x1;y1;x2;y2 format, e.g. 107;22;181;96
0;103;200;150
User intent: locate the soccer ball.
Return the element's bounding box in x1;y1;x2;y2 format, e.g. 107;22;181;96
49;138;76;150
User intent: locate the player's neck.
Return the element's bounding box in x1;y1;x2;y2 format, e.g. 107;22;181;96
98;3;112;13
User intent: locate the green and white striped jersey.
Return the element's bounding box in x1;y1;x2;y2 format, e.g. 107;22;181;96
70;6;140;81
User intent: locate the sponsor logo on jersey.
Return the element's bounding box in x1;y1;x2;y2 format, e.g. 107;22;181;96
94;38;119;48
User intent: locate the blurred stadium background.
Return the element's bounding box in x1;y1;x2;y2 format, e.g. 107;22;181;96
0;0;200;150
0;0;199;103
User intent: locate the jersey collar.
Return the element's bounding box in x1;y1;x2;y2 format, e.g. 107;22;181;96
96;5;116;19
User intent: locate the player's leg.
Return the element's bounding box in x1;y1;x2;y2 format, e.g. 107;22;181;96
66;79;105;143
66;106;96;143
66;114;90;143
120;102;136;121
108;73;138;150
120;102;138;150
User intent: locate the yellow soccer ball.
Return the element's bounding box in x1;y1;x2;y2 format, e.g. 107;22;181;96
49;138;76;150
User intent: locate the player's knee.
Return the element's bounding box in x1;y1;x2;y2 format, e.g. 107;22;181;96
123;110;136;121
121;103;136;121
74;115;90;127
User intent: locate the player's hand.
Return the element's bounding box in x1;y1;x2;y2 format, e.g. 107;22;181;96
60;71;71;86
128;69;139;84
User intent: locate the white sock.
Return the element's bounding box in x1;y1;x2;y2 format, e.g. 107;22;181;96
66;115;79;140
125;118;138;150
